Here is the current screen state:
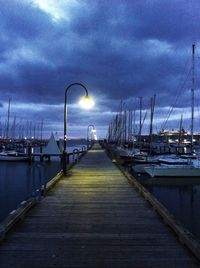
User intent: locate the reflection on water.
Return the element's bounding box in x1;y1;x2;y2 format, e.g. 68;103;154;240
130;146;200;241
0;160;61;222
139;176;200;242
0;141;86;223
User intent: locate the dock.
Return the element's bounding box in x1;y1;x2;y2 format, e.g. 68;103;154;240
0;144;199;267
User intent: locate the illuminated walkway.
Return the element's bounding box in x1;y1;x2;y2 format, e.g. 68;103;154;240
0;144;199;267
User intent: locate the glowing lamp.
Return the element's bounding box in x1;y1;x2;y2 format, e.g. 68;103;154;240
79;95;95;109
63;82;94;175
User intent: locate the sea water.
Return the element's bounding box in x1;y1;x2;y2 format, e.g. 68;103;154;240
0;141;86;222
145;181;200;241
132;167;200;242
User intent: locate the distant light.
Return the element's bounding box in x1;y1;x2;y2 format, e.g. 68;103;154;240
79;96;95;109
31;136;34;139
91;129;96;133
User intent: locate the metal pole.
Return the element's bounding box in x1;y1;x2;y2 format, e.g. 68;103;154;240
40;120;43;141
63;83;89;175
6;98;11;139
87;124;95;150
191;44;195;153
139;96;142;150
149;94;156;153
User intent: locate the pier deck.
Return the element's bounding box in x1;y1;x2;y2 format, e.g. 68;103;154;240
0;144;199;267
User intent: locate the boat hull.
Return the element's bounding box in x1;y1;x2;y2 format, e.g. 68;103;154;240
0;151;30;161
144;165;200;178
0;156;29;161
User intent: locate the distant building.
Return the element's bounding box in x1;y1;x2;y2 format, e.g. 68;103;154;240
159;129;187;136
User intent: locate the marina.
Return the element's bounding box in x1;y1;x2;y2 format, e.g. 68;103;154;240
0;140;87;222
1;1;200;267
136;176;200;242
0;144;199;267
105;141;200;243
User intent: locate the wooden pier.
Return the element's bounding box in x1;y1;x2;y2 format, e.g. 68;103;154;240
0;144;199;267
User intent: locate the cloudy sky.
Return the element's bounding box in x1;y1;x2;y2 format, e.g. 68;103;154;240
0;0;200;139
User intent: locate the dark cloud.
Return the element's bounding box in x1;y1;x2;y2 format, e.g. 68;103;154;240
0;0;199;137
0;0;53;40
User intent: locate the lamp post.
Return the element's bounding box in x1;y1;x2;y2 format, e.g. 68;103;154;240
91;128;97;144
63;83;94;175
87;124;96;149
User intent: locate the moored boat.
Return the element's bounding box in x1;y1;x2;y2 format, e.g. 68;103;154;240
0;151;29;161
144;164;200;178
158;156;189;165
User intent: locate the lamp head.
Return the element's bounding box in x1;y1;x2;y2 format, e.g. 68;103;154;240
79;95;95;109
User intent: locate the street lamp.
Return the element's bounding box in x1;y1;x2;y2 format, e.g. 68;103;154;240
87;124;96;149
91;128;97;143
63;83;94;175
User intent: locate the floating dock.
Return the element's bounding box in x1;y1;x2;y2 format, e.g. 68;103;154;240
0;144;199;267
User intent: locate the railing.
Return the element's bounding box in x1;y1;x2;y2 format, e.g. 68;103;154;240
0;146;88;242
31;147;87;200
67;146;87;164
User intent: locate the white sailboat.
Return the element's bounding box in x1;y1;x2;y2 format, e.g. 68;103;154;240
43;133;62;155
0;151;29;161
158;156;189;165
144;44;200;178
144;163;200;177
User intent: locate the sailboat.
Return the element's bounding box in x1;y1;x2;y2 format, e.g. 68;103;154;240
144;162;200;177
144;44;200;178
0;151;29;161
43;133;62;155
0;99;29;161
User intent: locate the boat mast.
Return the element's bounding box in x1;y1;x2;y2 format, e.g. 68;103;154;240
6;98;11;139
133;107;136;140
191;44;195;153
124;110;127;144
128;109;132;145
12;116;16;139
178;114;183;150
149;94;156;154
40;119;44;141
138;96;142;150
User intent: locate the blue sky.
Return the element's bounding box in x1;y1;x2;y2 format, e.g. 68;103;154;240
0;0;200;139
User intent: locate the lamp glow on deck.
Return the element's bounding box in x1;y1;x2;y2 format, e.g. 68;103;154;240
79;95;95;109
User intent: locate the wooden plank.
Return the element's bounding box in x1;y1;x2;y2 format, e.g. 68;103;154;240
0;143;199;267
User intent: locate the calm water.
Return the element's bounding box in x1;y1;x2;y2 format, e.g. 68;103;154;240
0;160;61;222
0;142;86;222
125;145;200;242
3;142;200;244
146;181;200;241
134;173;200;242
